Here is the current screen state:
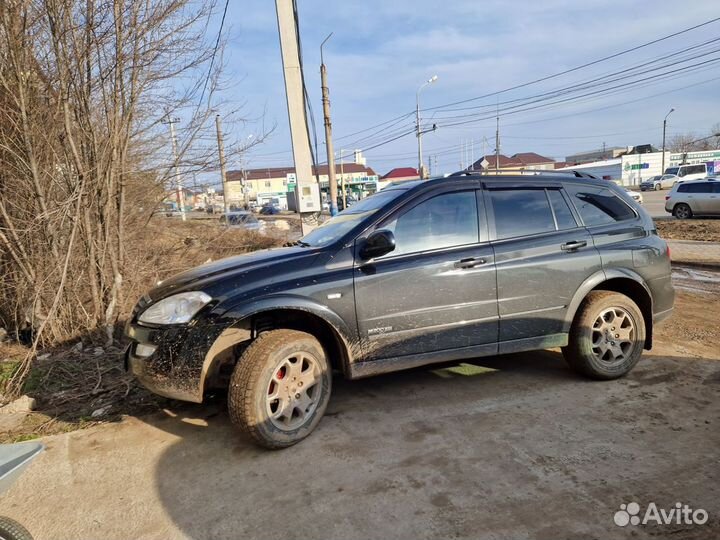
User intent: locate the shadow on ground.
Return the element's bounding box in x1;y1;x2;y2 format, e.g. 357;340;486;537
145;350;720;540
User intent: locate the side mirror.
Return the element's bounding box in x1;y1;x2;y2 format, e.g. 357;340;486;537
360;229;396;260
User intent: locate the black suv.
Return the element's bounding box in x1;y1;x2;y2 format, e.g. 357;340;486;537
125;174;674;448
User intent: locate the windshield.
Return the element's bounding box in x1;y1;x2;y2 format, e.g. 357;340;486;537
665;167;679;175
300;190;406;247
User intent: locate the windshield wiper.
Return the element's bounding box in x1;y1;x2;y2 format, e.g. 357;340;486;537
284;240;311;247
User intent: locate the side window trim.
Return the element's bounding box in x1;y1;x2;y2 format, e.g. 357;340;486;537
544;189;560;231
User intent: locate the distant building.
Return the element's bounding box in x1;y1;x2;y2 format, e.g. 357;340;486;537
555;158;622;181
471;152;555;172
565;146;626;164
378;167;420;189
226;164;378;207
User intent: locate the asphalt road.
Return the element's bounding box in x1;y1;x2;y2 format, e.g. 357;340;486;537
637;188;671;219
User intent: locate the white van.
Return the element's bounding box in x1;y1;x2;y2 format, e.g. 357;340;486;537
664;163;708;182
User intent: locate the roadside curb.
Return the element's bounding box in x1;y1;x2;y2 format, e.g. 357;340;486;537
671;260;720;271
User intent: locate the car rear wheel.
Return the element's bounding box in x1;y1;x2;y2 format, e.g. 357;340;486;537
228;329;332;449
563;291;645;380
673;203;692;219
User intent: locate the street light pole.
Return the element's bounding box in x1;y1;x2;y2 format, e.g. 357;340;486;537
661;107;674;176
416;75;437;179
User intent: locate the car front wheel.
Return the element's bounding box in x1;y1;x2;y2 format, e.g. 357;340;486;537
563;291;646;380
654;183;660;191
228;329;332;449
673;203;692;219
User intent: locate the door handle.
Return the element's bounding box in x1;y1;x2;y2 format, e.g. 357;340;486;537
561;240;587;252
454;257;487;269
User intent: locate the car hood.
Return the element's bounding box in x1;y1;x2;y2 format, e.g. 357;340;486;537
147;245;320;301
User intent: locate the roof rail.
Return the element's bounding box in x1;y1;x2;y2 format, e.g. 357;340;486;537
448;169;599;179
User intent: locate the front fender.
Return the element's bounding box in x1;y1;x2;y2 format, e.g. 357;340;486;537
199;295;357;395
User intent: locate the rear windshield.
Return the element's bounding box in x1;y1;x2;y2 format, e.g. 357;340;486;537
665;167;679;175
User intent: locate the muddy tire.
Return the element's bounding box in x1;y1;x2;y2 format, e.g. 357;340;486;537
0;516;33;540
228;329;332;449
563;291;646;380
673;203;692;219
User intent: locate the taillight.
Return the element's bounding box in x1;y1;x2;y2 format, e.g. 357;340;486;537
665;196;670;200
666;243;671;259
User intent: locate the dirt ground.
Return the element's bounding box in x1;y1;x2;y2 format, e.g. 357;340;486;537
656;219;720;242
2;270;719;539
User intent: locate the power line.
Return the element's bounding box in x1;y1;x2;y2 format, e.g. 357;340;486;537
421;16;720;112
198;0;230;108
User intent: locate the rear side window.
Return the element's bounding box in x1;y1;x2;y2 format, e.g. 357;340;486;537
547;190;578;230
489;189;555;239
565;184;636;226
678;182;712;193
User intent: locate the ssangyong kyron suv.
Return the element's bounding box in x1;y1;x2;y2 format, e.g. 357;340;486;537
125;174;674;448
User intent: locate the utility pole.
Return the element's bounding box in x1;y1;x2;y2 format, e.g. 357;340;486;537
339;149;346;209
163;116;186;221
662;107;675;176
275;0;315;235
495;114;500;171
416;75;438;179
320;33;338;216
241;157;250;210
215;114;230;218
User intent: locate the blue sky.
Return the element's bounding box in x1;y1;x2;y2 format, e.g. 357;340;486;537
216;1;720;175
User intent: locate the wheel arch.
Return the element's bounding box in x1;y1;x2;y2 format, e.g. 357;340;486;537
199;298;356;396
565;270;653;349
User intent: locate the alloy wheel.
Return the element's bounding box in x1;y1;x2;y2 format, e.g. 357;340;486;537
266;353;321;430
674;205;690;219
591;307;635;364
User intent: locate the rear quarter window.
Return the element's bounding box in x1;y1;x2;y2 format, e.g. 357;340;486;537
565;184;636;226
679;183;712;193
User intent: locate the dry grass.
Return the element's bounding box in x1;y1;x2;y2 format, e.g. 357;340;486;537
0;219;284;439
655;219;720;243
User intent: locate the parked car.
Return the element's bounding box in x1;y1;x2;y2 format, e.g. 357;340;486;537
640;174;678;191
664;163;708;183
259;204;280;215
219;211;264;231
664;178;720;219
624;188;643;204
125;174;674;448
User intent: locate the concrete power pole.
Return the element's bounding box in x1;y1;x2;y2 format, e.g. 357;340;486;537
320;33;338;216
164;117;186;221
215;114;230;218
275;0;315;235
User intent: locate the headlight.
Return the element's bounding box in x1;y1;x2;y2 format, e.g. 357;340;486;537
138;291;212;325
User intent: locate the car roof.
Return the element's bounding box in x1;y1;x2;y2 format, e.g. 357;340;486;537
414;172;610;190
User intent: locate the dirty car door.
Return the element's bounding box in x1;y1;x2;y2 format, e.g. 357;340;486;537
486;185;602;347
354;188;498;361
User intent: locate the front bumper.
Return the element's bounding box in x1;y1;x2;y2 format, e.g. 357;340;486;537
124;321;226;403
